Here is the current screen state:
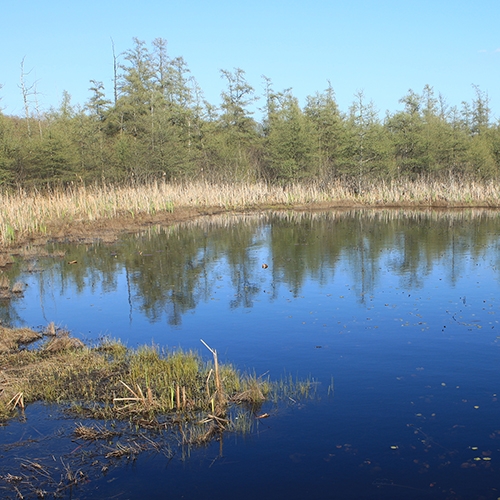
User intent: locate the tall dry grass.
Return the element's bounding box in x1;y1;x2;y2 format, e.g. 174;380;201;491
1;178;500;246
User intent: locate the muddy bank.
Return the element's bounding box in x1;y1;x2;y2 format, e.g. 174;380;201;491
0;202;356;265
1;199;480;266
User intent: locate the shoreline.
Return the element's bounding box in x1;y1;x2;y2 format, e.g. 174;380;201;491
2;199;500;263
2;177;500;259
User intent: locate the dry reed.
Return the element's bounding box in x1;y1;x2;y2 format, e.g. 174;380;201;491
73;423;118;441
0;326;41;354
1;178;500;246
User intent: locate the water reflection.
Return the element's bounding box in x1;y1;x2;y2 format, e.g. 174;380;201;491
2;209;500;328
2;208;500;499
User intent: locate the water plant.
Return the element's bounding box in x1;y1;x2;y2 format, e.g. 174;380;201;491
0;323;318;496
0;326;312;434
1;177;500;247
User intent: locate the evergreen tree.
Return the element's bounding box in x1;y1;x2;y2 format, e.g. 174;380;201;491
0;37;499;189
33;92;79;184
344;91;393;189
304;82;345;182
0;112;16;186
150;39;201;179
216;68;260;181
470;85;490;136
265;88;315;183
87;80;111;122
386;89;428;177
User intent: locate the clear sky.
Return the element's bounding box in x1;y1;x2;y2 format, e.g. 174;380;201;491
1;0;499;120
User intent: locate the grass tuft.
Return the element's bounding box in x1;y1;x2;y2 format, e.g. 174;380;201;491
0;325;315;437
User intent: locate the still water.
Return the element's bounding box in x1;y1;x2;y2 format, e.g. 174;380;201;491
1;209;500;499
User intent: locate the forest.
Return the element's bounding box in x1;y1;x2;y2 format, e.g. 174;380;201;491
1;37;499;190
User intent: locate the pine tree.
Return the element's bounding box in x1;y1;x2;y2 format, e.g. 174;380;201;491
265;88;315;183
304;82;345;182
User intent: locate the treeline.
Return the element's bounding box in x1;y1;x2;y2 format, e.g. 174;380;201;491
1;38;499;189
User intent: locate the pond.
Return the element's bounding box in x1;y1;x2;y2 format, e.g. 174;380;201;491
1;208;500;499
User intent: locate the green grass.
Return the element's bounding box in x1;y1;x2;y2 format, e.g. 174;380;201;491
0;328;316;442
0;327;321;496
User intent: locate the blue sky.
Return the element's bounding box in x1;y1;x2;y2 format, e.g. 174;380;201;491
1;0;499;120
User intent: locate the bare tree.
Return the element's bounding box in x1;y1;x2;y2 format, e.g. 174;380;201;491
19;58;44;139
19;57;33;136
111;38;119;105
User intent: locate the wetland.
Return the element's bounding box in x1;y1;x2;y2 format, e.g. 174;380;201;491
1;208;500;499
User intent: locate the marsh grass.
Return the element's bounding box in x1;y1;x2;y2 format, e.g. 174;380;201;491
0;326;318;497
1;177;500;246
0;326;314;435
0;326;42;354
73;423;119;441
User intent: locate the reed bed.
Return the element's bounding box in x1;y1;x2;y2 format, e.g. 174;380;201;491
1;178;500;246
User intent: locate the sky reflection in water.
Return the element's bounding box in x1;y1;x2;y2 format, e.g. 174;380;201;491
2;209;500;499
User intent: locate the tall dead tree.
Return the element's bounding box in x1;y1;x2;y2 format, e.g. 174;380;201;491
20;57;32;137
